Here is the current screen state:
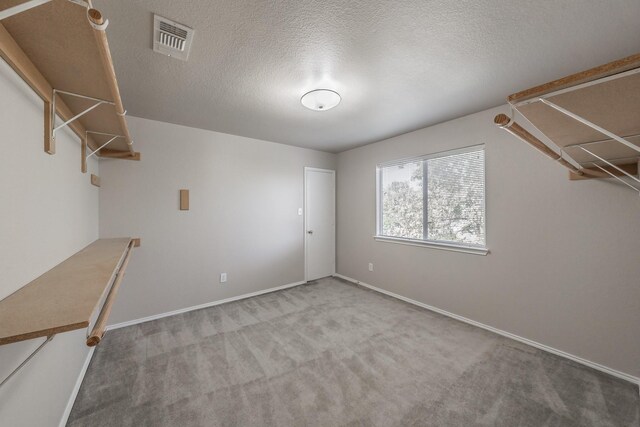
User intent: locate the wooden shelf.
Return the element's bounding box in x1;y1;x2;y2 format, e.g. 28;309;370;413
0;238;133;346
495;53;640;182
0;0;138;157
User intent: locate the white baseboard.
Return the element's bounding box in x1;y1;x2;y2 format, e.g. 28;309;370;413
107;280;306;331
58;280;307;426
334;274;640;388
59;346;96;427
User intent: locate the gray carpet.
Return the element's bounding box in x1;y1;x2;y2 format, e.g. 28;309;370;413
68;277;639;426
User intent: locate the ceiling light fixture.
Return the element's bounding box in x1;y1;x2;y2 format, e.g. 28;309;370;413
301;89;341;111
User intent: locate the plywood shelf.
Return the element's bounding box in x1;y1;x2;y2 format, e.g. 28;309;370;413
495;53;640;189
0;238;133;346
0;0;139;158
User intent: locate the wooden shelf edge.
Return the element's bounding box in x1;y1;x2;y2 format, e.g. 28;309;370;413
0;321;87;346
508;53;640;103
0;238;134;346
98;149;141;160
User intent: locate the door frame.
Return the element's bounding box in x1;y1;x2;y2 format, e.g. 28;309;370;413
304;167;336;282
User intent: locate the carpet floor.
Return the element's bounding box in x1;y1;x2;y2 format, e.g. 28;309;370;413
68;277;639;426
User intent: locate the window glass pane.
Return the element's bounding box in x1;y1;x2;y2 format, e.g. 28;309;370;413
381;161;423;239
426;149;485;245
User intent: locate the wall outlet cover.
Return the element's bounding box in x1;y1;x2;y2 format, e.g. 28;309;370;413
220;273;227;283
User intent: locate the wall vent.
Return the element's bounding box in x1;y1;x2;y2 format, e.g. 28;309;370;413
153;15;194;61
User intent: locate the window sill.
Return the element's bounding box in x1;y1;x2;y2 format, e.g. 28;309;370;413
373;236;489;256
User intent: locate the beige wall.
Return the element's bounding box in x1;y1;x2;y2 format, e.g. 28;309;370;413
336;105;640;380
0;59;99;426
99;117;336;325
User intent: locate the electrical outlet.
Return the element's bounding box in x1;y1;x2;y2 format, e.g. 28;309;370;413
298;208;303;216
220;273;227;283
368;263;373;272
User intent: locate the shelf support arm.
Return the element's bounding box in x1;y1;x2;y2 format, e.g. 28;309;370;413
49;90;115;149
84;131;126;160
0;335;54;389
590;163;640;194
539;99;640;154
0;0;52;20
0;0;91;21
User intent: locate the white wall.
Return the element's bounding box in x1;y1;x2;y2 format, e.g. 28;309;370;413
99;117;336;324
336;105;640;380
0;59;99;426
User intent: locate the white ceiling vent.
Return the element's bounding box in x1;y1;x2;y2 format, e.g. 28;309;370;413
153;15;194;61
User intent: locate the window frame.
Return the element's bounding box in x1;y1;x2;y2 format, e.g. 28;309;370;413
375;144;488;256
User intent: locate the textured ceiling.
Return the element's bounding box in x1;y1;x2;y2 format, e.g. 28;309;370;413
94;0;640;153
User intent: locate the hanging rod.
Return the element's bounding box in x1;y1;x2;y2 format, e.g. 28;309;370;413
0;335;54;389
494;114;583;175
86;241;134;346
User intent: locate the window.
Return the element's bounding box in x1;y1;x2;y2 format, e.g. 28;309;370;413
376;145;486;254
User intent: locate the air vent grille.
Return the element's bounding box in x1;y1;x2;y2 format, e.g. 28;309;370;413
159;21;188;39
159;31;185;51
153;15;194;61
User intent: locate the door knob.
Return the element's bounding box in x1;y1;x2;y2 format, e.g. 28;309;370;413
307;230;313;234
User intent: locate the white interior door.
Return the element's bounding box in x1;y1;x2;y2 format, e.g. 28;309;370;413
305;167;335;281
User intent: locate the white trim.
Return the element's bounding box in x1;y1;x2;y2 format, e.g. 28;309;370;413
58;346;96;427
107;280;306;331
58;279;306;425
376;145;487;249
374;235;489;255
334;274;640;387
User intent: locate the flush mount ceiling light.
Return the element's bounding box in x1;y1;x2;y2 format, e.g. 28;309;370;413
301;89;341;111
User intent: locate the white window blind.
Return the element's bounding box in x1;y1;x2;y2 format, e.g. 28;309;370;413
377;146;485;250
